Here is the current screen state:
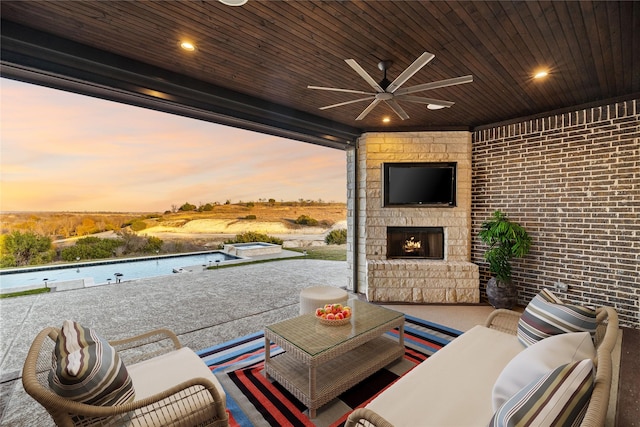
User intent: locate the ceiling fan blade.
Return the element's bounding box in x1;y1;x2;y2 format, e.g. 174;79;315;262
386;52;435;93
396;95;455;108
319;96;375;110
355;99;382;120
307;85;374;95
385;99;410;120
394;75;474;96
345;59;385;93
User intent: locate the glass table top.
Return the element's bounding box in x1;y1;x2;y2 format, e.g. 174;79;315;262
265;299;404;356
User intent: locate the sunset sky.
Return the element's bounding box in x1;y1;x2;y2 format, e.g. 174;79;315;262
0;78;347;212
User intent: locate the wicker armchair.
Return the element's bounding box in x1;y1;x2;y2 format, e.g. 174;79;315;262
22;327;229;427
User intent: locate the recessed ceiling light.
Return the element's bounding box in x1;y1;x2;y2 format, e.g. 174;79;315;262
382;117;391;123
534;70;549;79
427;104;446;110
180;41;196;52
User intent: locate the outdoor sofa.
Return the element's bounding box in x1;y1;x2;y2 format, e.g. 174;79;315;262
346;289;619;427
22;322;229;427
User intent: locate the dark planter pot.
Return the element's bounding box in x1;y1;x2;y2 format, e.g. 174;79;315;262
486;277;517;309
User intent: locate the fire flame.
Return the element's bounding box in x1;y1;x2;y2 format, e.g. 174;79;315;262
403;236;421;252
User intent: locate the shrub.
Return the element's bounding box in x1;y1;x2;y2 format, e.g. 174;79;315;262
61;237;123;261
225;231;283;245
143;236;163;253
325;229;347;245
295;215;318;226
0;231;54;266
244;215;257;220
130;220;147;231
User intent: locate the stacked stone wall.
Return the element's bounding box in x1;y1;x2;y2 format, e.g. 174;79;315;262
349;131;479;303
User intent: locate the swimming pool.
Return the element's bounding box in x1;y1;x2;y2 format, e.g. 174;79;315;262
0;251;241;292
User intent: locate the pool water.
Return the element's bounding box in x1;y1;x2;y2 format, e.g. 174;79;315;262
0;251;239;291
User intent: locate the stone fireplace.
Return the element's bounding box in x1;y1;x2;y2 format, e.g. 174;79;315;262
346;131;480;304
387;227;444;260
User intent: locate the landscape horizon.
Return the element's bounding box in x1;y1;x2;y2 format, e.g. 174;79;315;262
1;201;347;239
0;202;348;272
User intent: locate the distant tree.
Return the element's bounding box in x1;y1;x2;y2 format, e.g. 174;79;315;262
201;203;214;211
76;217;98;236
171;204;178;213
246;202;255;208
179;202;197;211
225;200;231;205
268;198;276;205
0;231;54;267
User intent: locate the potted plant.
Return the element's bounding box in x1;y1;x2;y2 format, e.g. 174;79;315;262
479;210;532;309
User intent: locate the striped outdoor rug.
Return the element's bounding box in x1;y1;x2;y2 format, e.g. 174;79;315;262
197;315;462;427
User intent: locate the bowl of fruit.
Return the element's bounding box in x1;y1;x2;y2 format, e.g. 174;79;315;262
315;303;352;326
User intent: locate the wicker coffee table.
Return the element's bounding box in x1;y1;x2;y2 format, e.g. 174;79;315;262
264;299;404;418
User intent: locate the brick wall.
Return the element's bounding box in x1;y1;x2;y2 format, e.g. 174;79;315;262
472;99;640;328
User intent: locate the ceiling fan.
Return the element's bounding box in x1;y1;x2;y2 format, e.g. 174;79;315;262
307;52;473;120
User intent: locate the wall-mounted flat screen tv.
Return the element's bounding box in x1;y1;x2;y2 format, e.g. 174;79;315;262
383;162;457;207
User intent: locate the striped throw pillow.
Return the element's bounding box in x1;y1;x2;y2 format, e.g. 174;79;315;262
49;320;135;406
489;359;594;427
517;289;597;347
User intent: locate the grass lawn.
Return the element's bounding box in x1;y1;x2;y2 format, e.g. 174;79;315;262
289;245;346;261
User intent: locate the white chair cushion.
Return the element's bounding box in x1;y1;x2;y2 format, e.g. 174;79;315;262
127;347;225;406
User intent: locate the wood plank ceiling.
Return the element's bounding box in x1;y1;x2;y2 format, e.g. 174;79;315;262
1;1;638;148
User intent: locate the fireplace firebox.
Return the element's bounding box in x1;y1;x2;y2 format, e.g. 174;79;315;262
387;227;444;259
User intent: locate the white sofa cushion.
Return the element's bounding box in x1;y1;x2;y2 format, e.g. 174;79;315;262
492;331;595;410
365;325;523;427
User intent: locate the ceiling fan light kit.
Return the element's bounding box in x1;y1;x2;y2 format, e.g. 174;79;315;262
308;52;473;120
218;0;248;6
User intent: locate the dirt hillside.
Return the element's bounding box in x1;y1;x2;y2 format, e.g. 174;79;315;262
140;203;347;247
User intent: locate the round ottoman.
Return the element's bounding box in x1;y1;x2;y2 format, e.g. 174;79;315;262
299;286;348;315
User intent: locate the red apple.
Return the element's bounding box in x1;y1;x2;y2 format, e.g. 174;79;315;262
315;308;325;317
335;312;344;320
326;313;336;320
